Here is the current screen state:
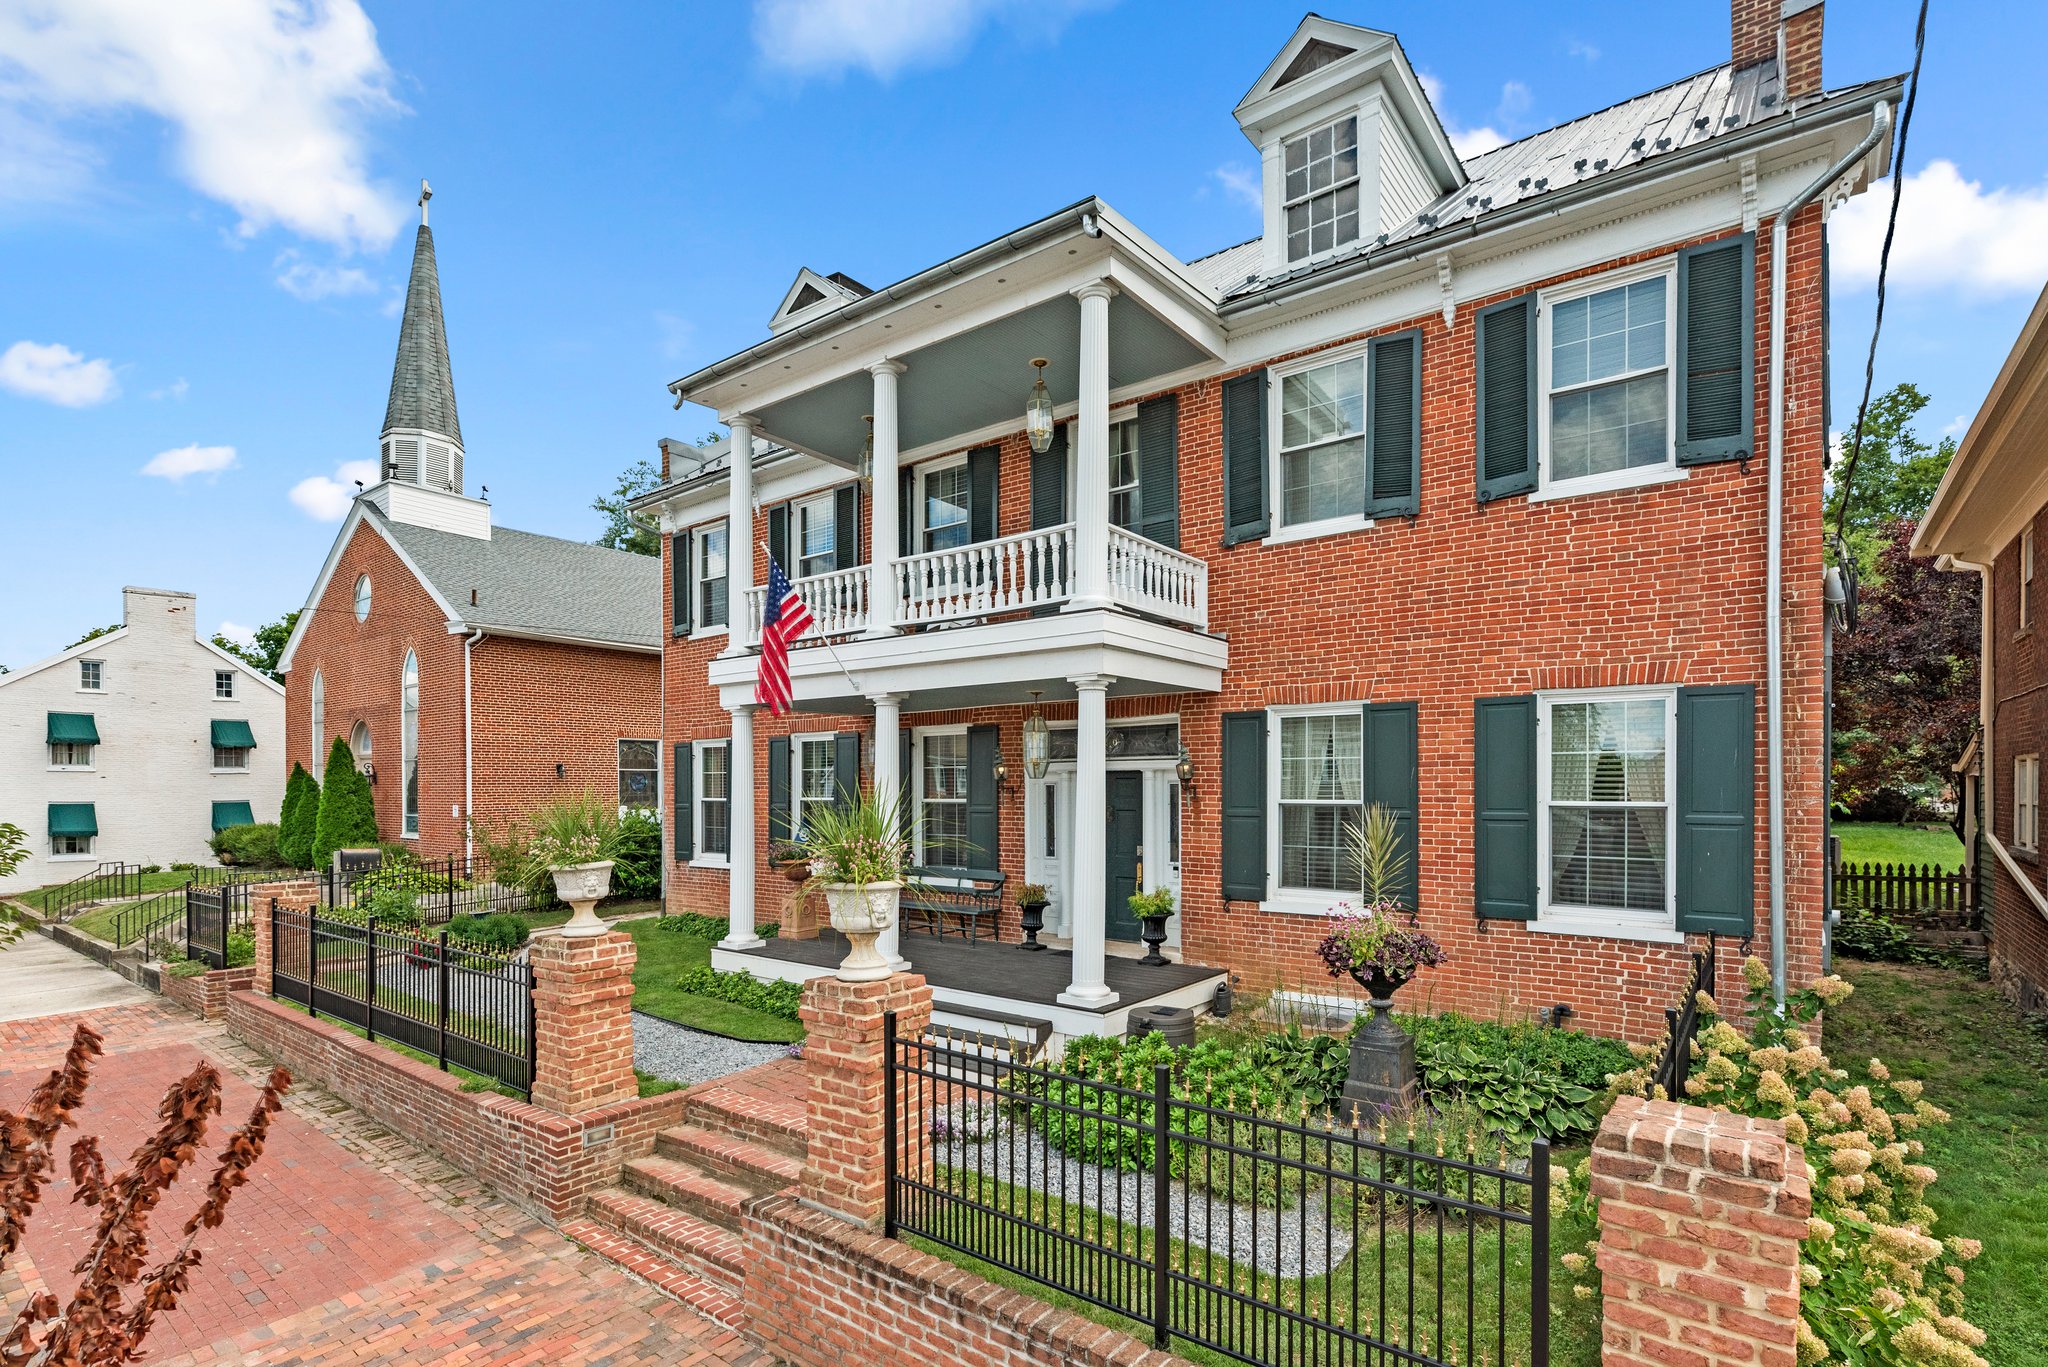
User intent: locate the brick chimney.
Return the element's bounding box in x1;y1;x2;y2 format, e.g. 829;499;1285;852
1734;0;1824;102
1732;0;1778;69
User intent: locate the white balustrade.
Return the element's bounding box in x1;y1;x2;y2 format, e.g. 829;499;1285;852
896;523;1075;626
1106;525;1209;628
740;564;870;648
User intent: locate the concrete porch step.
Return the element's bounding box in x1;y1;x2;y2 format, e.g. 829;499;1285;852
683;1082;807;1159
560;1216;746;1328
581;1187;747;1289
655;1123;804;1192
622;1154;752;1225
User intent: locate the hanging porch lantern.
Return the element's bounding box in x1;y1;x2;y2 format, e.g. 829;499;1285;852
1022;690;1052;780
858;414;875;485
1025;357;1056;453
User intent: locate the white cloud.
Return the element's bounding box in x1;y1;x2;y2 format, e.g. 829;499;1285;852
288;458;379;520
0;0;407;251
1941;413;1972;440
147;377;189;401
1566;39;1600;62
752;0;1108;81
1212;163;1260;212
274;250;379;301
1831;160;2048;298
1417;71;1513;161
140;443;237;481
0;339;118;406
216;620;257;649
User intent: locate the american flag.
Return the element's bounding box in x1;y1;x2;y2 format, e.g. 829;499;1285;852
754;553;814;717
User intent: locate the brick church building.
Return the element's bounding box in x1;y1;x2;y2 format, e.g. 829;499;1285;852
278;190;661;863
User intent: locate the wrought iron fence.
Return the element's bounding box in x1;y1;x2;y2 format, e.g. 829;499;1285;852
320;855;535;924
183;882;254;970
269;902;535;1097
1833;860;1974;920
887;1018;1549;1367
48;862;143;918
1650;936;1718;1101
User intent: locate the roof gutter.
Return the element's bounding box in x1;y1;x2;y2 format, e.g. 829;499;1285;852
443;621;663;656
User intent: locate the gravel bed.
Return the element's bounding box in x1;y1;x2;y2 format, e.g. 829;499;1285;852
633;1009;790;1086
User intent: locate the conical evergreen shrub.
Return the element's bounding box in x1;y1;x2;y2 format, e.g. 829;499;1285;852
313;735;379;872
279;762;319;869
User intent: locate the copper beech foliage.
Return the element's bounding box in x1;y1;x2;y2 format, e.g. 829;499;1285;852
0;1022;290;1366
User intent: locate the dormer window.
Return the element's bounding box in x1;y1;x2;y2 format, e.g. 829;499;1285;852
1283;115;1360;262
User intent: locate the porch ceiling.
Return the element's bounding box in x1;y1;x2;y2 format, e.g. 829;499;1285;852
754;292;1212;466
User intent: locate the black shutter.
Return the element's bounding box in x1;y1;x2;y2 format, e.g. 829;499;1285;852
1677;234;1756;466
966;724;999;868
1135;394;1181;548
670;533;691;637
1222;369;1269;545
1220;711;1267;901
899;467;915;557
1475;295;1537;502
767;504;789;573
673;742;693;862
900;729;913;845
1676;685;1756;936
1031;423;1068;528
968;445;1000;544
833;730;862;808
1473;696;1537;920
833;484;859;568
767;735;791;843
1362;701;1420;911
1367;331;1422;518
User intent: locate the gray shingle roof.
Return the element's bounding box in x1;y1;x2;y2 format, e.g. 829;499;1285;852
377;510;660;649
383;224;463;444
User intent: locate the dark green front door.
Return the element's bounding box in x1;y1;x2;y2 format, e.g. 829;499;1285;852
1104;771;1144;941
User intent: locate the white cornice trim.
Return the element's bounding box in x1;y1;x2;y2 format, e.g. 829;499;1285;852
1986;831;2048;920
0;627;133;690
275;503;460;675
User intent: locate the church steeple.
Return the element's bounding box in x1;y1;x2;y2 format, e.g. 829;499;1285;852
380;179;464;494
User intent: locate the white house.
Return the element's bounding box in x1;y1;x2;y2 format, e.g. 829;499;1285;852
0;586;286;894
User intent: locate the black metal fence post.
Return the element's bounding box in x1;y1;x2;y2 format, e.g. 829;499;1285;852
182;886;194;962
364;915;378;1043
436;931;450;1072
218;892;230;968
524;962;539;1099
1152;1061;1172;1351
1532;1136;1551;1367
883;1010;898;1239
307;908;319;1020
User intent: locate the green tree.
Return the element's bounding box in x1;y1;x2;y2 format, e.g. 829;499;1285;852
591;459;663;556
211;609;300;683
0;822;27;880
278;762;319;869
312;736;378;871
67;624;120;649
1826;383;1956;577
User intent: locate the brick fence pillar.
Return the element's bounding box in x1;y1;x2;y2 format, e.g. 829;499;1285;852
1592;1096;1811;1367
529;930;639;1115
245;879;319;997
798;971;933;1227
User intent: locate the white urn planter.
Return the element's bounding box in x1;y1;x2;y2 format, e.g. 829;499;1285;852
824;880;900;982
551;860;615;938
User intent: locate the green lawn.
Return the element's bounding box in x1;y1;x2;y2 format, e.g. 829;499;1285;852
1834;820;1965;869
1827;961;2048;1365
623;918;804;1044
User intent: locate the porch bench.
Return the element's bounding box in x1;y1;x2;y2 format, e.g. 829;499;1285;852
902;867;1007;943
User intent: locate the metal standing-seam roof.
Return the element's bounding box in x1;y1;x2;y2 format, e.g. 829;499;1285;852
375;509;661;650
383;223;463;445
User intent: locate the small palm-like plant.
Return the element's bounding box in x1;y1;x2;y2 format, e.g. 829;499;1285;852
794;789;911;892
526;791;620;870
1348;802;1411;907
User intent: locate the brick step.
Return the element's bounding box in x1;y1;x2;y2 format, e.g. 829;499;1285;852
560;1216;745;1328
622;1155;751;1226
582;1188;747;1288
656;1123;804;1192
684;1083;807;1159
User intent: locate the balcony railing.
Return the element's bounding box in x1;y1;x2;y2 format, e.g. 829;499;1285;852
742;562;872;647
1106;524;1206;628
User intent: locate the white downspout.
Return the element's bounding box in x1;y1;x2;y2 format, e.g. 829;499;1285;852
1767;100;1891;1004
464;629;484;862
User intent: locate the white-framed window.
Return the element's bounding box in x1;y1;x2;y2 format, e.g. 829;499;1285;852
796;494;838;579
1269;706;1364;897
916;728;972;866
53;833;93;857
215;670;235;699
1537;688;1677;931
2022;526;2036;630
78;660;103;691
2015;754;2040;852
696;521;729;630
791;733;837;838
49;741;94;769
401;651;420;836
1539;261;1678;497
1109;417;1140;529
1274;347;1368;534
1281;114;1360;264
310;669;325;755
213;745;251;770
353;574;373;622
696;741;731;861
919;459;970;553
618;739;659;812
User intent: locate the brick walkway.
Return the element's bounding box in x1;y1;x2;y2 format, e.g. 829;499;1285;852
0;999;772;1366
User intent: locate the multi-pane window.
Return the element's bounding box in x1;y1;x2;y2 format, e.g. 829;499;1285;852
54;834;93;856
793;736;836;836
1277;711;1363;892
215;670;235;699
922;463;970;552
1277;355;1365;528
618;740;658;811
797;495;837;579
50;741;93;768
79;660;102;691
1546;274;1672;486
698;742;730;857
1544;694;1672;917
697;522;729;629
920;732;971;865
2016;754;2040;852
1109;419;1140;529
2023;527;2036;630
213;745;250;770
1282;115;1360;263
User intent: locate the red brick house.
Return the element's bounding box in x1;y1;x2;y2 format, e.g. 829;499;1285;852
639;4;1897;1041
1914;279;2048;1016
278;197;661;864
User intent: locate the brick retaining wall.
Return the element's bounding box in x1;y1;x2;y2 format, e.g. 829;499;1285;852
163;965;256;1020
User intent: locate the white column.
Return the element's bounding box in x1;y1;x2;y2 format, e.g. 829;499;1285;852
719;703;765;950
1059;674;1118;1008
865;361;906;637
870;692;910;970
1067;282;1116;612
723;414;757;657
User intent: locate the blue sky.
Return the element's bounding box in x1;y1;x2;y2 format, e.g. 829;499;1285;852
3;0;2044;670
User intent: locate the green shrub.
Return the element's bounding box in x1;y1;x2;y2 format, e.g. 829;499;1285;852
363;887;422;928
209;822;284;868
655;912;780;940
140;863;162;874
446;913;529;953
279;762;319;869
313;736;378;870
351;857;467;900
169;861;198;873
225;931;255;968
675;964;804;1021
1391;1011;1634;1141
612;810;662;900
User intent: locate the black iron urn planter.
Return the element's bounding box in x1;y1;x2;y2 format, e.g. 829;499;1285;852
1138;913;1172;965
1317;908;1447;1119
1017;898;1049;951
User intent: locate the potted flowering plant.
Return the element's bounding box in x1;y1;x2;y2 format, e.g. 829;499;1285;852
795;790;910;981
528;792;620;938
1128;886;1176;965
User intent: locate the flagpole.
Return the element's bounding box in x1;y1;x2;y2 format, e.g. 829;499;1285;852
760;540;866;699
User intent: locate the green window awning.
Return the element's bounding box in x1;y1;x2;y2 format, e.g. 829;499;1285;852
211;801;254;832
47;712;100;745
210;719;257;749
48;803;98;837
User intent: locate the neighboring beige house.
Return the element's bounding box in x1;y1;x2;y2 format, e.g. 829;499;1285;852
0;586;286;894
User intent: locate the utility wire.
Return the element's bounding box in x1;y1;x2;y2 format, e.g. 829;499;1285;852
1832;0;1929;547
